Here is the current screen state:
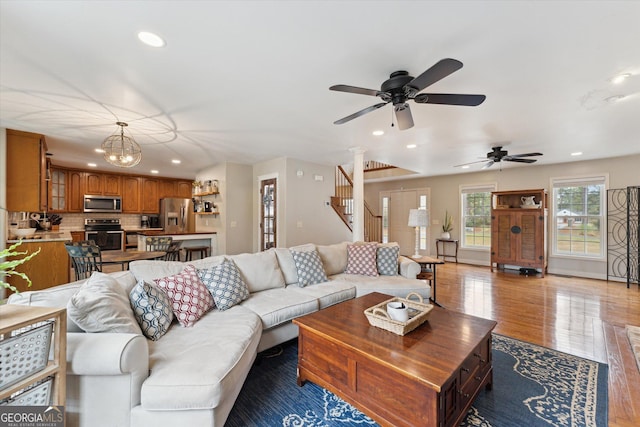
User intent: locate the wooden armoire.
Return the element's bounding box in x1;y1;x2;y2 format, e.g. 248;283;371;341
490;189;548;277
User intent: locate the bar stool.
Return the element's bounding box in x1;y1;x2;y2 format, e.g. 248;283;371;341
184;245;210;261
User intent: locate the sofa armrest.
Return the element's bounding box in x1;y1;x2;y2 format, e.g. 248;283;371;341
66;332;149;376
398;256;420;279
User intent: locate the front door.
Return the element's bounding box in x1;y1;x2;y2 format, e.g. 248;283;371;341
260;178;277;251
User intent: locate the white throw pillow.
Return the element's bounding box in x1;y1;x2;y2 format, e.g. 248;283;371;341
228;250;285;293
316;242;349;275
67;272;142;334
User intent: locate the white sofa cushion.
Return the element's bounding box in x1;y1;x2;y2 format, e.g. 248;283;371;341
316;241;348;275
273;248;298;285
153;265;215;327
141;305;261;410
129;280;174;341
240;288;318;329
67;272;142;334
228;250;285;293
290;249;328;286
331;273;430;300
197;259;250;310
291;280;356;309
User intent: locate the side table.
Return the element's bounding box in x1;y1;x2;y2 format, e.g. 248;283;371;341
436;238;459;263
405;255;445;307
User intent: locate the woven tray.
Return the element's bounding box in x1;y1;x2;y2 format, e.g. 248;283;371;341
364;292;434;336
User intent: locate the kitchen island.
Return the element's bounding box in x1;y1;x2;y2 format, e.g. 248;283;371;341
6;230;73;293
135;231;217;257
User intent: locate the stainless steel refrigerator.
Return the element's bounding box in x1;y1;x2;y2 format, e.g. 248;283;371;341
160;198;196;233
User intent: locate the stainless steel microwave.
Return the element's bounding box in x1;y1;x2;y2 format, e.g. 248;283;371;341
83;195;122;213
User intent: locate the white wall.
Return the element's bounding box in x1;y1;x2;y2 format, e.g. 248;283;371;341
1;128;7;299
365;154;640;279
252;157;351;250
196;162;253;255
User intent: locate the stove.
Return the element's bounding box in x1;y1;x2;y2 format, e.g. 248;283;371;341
84;218;123;250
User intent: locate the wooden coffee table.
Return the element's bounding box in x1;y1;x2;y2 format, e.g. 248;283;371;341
293;292;497;427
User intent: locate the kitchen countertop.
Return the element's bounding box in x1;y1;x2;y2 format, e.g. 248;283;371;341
123;227;164;232
136;230;217;236
7;230;73;243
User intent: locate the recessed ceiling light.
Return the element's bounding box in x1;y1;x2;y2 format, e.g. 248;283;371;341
611;73;631;84
406;144;417;149
138;31;165;48
150;170;159;174
87;163;97;167
95;148;105;153
571;152;583;156
372;130;384;136
171;159;181;164
461;165;470;169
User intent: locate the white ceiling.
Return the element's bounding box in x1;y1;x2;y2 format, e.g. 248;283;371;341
1;1;639;180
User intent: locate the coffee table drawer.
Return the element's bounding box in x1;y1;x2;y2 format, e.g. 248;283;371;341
299;333;350;389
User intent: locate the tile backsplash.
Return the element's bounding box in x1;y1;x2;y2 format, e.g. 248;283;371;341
8;212;151;230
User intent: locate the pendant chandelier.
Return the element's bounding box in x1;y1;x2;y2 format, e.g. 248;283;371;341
101;122;142;167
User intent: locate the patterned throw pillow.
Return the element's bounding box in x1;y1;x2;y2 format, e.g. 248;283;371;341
153;264;214;327
198;259;250;310
345;243;379;276
290;249;328;287
129;280;174;340
377;245;399;276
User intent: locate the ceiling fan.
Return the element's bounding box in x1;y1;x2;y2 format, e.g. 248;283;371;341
455;146;543;169
329;58;486;130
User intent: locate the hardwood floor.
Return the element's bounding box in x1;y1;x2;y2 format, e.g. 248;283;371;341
433;262;640;427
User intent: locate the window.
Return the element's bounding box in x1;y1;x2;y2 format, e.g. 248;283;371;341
551;175;607;258
460;184;496;249
381;196;389;243
419;195;427;250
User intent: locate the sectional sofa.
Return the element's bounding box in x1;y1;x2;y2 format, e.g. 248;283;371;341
8;241;429;427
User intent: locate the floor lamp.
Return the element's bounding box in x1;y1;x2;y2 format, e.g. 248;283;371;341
408;209;429;258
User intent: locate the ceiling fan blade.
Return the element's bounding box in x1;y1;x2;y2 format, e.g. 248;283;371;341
507;152;543;158
481;160;495;169
453;159;491;167
406;58;463;92
504;158;537;164
329;84;381;97
395;104;414;130
414;93;486;106
333;102;388;125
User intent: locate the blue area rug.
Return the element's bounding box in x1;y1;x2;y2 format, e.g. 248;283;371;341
226;334;608;427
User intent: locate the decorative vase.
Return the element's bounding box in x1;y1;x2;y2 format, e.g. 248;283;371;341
441;232;451;239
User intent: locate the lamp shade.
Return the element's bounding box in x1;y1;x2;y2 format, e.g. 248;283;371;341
408;208;429;227
101;122;142;168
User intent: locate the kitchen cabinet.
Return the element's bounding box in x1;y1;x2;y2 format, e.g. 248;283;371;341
490;189;547;276
5;240;70;293
158;180;176;200
122;176;141;213
67;170;84;212
141;178;159;213
103;174;122;196
84;172;103;194
6;129;48;212
84;172;121;196
177;180;193;198
49;168;66;212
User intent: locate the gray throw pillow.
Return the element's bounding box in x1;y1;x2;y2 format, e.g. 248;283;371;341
290;249;328;287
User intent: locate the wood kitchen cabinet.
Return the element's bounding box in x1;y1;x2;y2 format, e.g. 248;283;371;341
84;172;121;196
141;178;159;213
158;180;176;200
491;189;548;276
177;180;193;198
6;241;70;293
122;176;141;213
6;129;48;212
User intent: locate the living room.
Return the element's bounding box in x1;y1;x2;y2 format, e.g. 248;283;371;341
1;1;639;426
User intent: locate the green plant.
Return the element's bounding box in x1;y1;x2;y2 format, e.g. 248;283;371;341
1;241;41;293
442;210;453;233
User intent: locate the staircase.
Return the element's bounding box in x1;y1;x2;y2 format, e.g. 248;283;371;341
331;165;382;242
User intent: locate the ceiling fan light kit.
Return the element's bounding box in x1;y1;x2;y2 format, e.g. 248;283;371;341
455;146;543;170
101;122;142;168
329;58;486;130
